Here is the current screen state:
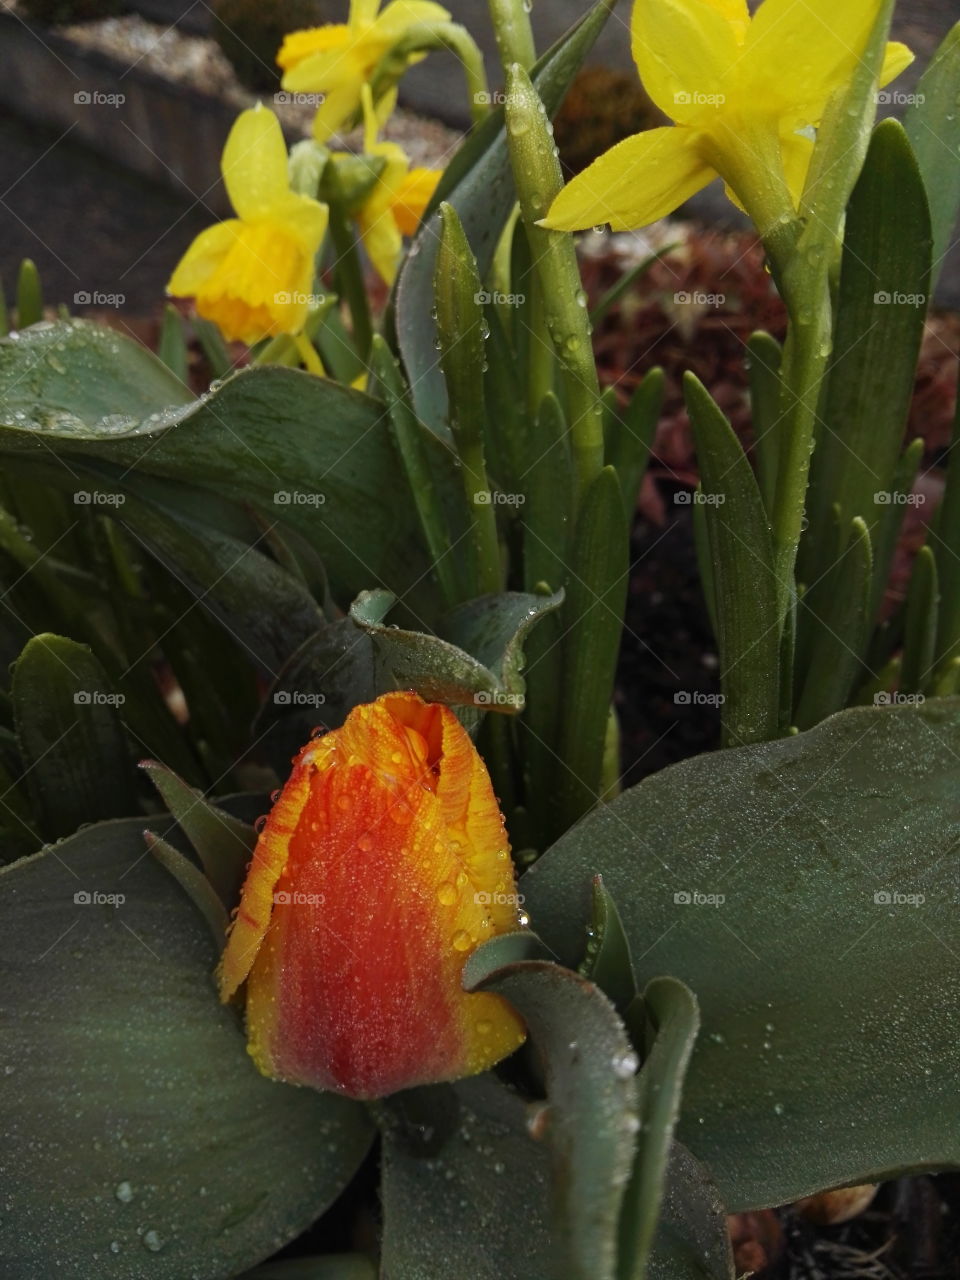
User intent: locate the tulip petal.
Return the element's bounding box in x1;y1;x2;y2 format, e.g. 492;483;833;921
167;220;241;298
542;126;713;233
222;106;292;221
632;0;744;123
229;693;526;1099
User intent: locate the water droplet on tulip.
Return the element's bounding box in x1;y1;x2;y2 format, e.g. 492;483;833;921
270;789;280;804
357;834;373;852
254;816;267;834
452;930;472;951
437;882;457;906
476;1019;493;1035
337;795;350;811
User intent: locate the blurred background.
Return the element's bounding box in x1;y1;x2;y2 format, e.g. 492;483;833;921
1;0;958;319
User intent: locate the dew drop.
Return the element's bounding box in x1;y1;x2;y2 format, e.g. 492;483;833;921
114;1182;134;1204
452;930;472;952
437;882;457;906
142;1229;164;1253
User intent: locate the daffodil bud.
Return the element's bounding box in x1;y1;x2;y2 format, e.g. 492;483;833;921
219;692;527;1100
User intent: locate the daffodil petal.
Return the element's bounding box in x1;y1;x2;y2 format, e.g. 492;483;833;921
373;0;451;42
222;105;291;221
779;127;816;210
309;81;367;142
276;24;350;72
350;0;380;25
167;220;241;297
880;41;914;88
542;126;713;233
391;167;442;236
632;0;744;123
744;0;897;121
358;205;403;284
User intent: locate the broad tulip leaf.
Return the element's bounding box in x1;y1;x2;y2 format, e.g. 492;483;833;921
0;317;192;426
0;325;454;613
464;950;639;1280
380;1075;552;1280
905;21;960;289
647;1144;734;1280
395;0;619;430
521;700;960;1210
0;819;374;1279
350;588;564;713
241;1259;377;1280
11;633;138;839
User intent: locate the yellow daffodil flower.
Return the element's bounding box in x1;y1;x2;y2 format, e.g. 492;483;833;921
168;106;328;345
542;0;913;235
278;0;451;143
341;89;442;285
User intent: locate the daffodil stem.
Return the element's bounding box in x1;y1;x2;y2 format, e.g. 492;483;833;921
486;0;536;72
434;203;502;598
370;24;491;129
503;64;604;502
327;204;373;363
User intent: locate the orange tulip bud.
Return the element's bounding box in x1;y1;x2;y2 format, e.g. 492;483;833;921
219;692;526;1099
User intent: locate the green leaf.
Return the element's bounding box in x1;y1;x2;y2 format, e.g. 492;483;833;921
193;317;232;380
0;819;374;1278
580;874;638;1015
683;374;780;745
746;332;783;518
144;828;229;941
157;305;188;385
901;544;939;697
240;1258;377;1280
464;949;639;1280
380;1075;553;1280
12;634;138;839
794;516;873;729
802;121;931;593
619;979;700;1280
556;467;629;834
522;699;960;1210
394;0;618;430
141;761;256;909
349;588;563;714
0;324;454;613
0;317;192;426
933;388;960;675
905;21;960;289
646;1144;734;1280
605;370;663;518
15;259;43;329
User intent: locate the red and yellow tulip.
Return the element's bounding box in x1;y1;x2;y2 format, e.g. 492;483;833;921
219;692;526;1100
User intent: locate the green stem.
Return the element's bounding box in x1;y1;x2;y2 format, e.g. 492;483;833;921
503;63;603;503
486;0;536;71
370;23;491;129
327;203;373;362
